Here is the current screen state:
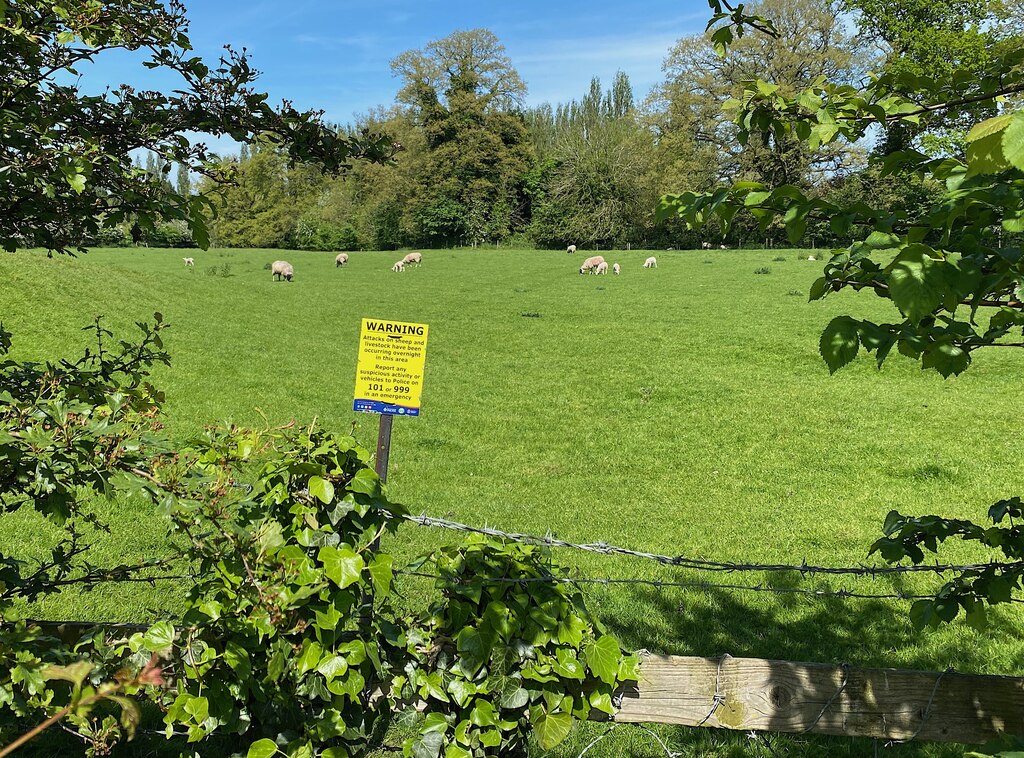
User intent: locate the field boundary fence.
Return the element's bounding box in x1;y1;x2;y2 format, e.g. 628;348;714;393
20;509;1024;749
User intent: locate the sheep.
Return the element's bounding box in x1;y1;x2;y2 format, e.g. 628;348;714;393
612;263;620;275
392;260;406;273
719;244;728;250
271;260;294;281
335;253;349;267
567;244;577;254
579;255;605;274
183;257;194;267
643;256;657;269
701;241;712;250
595;261;609;275
807;255;817;261
402;251;422;266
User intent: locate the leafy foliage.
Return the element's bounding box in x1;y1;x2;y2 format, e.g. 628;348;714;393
398;537;640;756
2;0;398;256
0;319;638;756
660;0;1024;627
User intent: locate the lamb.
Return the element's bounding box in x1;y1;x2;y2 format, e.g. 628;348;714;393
643;256;657;268
183;257;194;267
567;244;577;254
595;261;609;275
579;255;605;274
335;253;349;267
402;251;422;266
271;260;294;281
392;260;406;273
612;263;620;275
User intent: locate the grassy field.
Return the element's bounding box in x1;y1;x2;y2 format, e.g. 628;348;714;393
3;245;1022;757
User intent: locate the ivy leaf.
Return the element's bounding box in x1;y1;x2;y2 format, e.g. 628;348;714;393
819;316;860;374
368;553;393;596
319;545;364;589
142;620;176;654
308;475;334;504
583;635;620;685
531;709;573;750
456;627;490;678
246;739;280;758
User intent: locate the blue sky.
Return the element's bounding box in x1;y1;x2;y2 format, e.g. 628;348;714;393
80;1;712;131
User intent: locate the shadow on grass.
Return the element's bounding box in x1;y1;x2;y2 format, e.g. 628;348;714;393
579;580;1024;758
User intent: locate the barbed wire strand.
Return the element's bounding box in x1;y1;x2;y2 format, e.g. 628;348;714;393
696;653;732;727
577;723;616;758
397;570;975;604
886;667;955;746
402;513;1021;578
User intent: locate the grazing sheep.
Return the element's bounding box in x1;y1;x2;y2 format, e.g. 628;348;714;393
807;255;817;261
567;244;577;254
402;251;422;266
335;253;349;267
719;244;728;250
271;260;294;281
595;261;609;275
183;257;194;267
392;260;406;273
612;263;620;275
643;256;657;269
579;255;605;274
701;241;712;250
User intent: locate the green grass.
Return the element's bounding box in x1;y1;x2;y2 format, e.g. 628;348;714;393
2;246;1021;757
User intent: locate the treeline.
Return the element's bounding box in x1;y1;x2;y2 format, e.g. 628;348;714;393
123;0;1019;251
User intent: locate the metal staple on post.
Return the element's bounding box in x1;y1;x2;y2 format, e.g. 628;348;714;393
696;653;733;727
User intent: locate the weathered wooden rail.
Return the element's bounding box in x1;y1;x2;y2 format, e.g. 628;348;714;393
615;654;1024;744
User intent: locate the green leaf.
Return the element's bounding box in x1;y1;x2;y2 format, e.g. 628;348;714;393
583;635;621;685
142;621;175;654
308;475;335;504
368;553;394;596
920;343;970;378
819;316;860;374
1003;112;1024;171
531;709;573;750
808;276;828;302
966;129;1011;177
886;245;946;325
247;739;280;758
348;468;381;496
456;627;490;678
965;113;1014;143
445;746;472;758
319;545;364;589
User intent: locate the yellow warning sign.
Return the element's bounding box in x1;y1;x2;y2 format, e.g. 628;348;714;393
353;318;429;416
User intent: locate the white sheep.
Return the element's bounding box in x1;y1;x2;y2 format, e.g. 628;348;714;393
595;261;609;275
335;253;349;267
579;255;605;274
392;260;406;273
271;260;294;281
701;242;712;250
402;251;422;266
567;244;577;254
183;257;194;267
643;256;657;269
807;255;817;261
612;263;620;275
719;244;728;250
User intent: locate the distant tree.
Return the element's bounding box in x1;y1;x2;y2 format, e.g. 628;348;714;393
175;163;191;197
391;29;532;245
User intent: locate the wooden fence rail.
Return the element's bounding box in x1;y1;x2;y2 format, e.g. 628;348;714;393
615;654;1024;744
